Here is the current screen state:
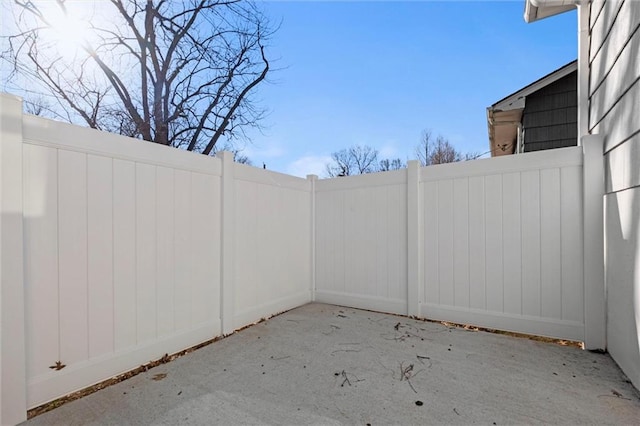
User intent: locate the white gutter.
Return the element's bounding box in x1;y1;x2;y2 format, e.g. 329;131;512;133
525;0;578;23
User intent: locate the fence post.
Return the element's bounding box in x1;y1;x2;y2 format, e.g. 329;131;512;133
217;151;236;335
0;93;27;424
407;160;421;317
582;134;606;350
307;174;318;301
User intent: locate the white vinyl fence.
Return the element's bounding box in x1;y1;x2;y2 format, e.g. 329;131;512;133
0;94;314;423
22;115;224;408
314;148;604;344
419;151;585;340
315;170;409;313
0;93;605;424
231;164;312;327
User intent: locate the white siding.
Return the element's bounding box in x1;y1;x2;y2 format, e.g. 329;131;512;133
590;0;640;389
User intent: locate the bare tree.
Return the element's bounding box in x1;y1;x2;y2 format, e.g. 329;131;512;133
23;95;51;116
430;135;460;164
462;151;483;161
2;0;273;155
326;144;406;177
233;152;252;165
326;148;355;177
416;129;470;166
326;144;380;177
378;158;405;171
349;145;378;174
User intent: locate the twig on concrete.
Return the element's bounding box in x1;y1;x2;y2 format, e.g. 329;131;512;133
416;355;432;368
338;370;364;387
406;377;417;393
376;359;396;377
399;362;424;394
269;355;291;361
400;362;413;379
598;390;631;400
322;324;341;335
381;324;432;342
597;394;632;400
331;342;362;355
341;370;351;387
400;363;417;393
381;333;408;342
331;349;362;355
404;331;431;341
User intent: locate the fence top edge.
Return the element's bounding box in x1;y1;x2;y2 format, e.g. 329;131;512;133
22;115;222;176
420;147;583;182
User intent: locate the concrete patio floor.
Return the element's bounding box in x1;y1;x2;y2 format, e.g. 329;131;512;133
23;303;640;425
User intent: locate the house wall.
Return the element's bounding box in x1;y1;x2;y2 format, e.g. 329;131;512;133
522;71;578;152
589;0;640;388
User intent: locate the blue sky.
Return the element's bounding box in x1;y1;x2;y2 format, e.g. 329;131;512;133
240;1;577;176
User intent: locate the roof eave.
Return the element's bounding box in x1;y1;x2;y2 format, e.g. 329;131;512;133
524;0;577;23
490;60;577;112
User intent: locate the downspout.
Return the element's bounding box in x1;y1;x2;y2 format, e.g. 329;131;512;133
575;1;607;351
577;1;590;143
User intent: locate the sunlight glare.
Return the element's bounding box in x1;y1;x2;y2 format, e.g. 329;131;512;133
43;2;93;58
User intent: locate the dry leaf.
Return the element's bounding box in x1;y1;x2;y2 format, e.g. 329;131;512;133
49;361;66;371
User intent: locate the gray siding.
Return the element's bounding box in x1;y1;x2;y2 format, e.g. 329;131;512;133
522;71;578;152
589;0;640;390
